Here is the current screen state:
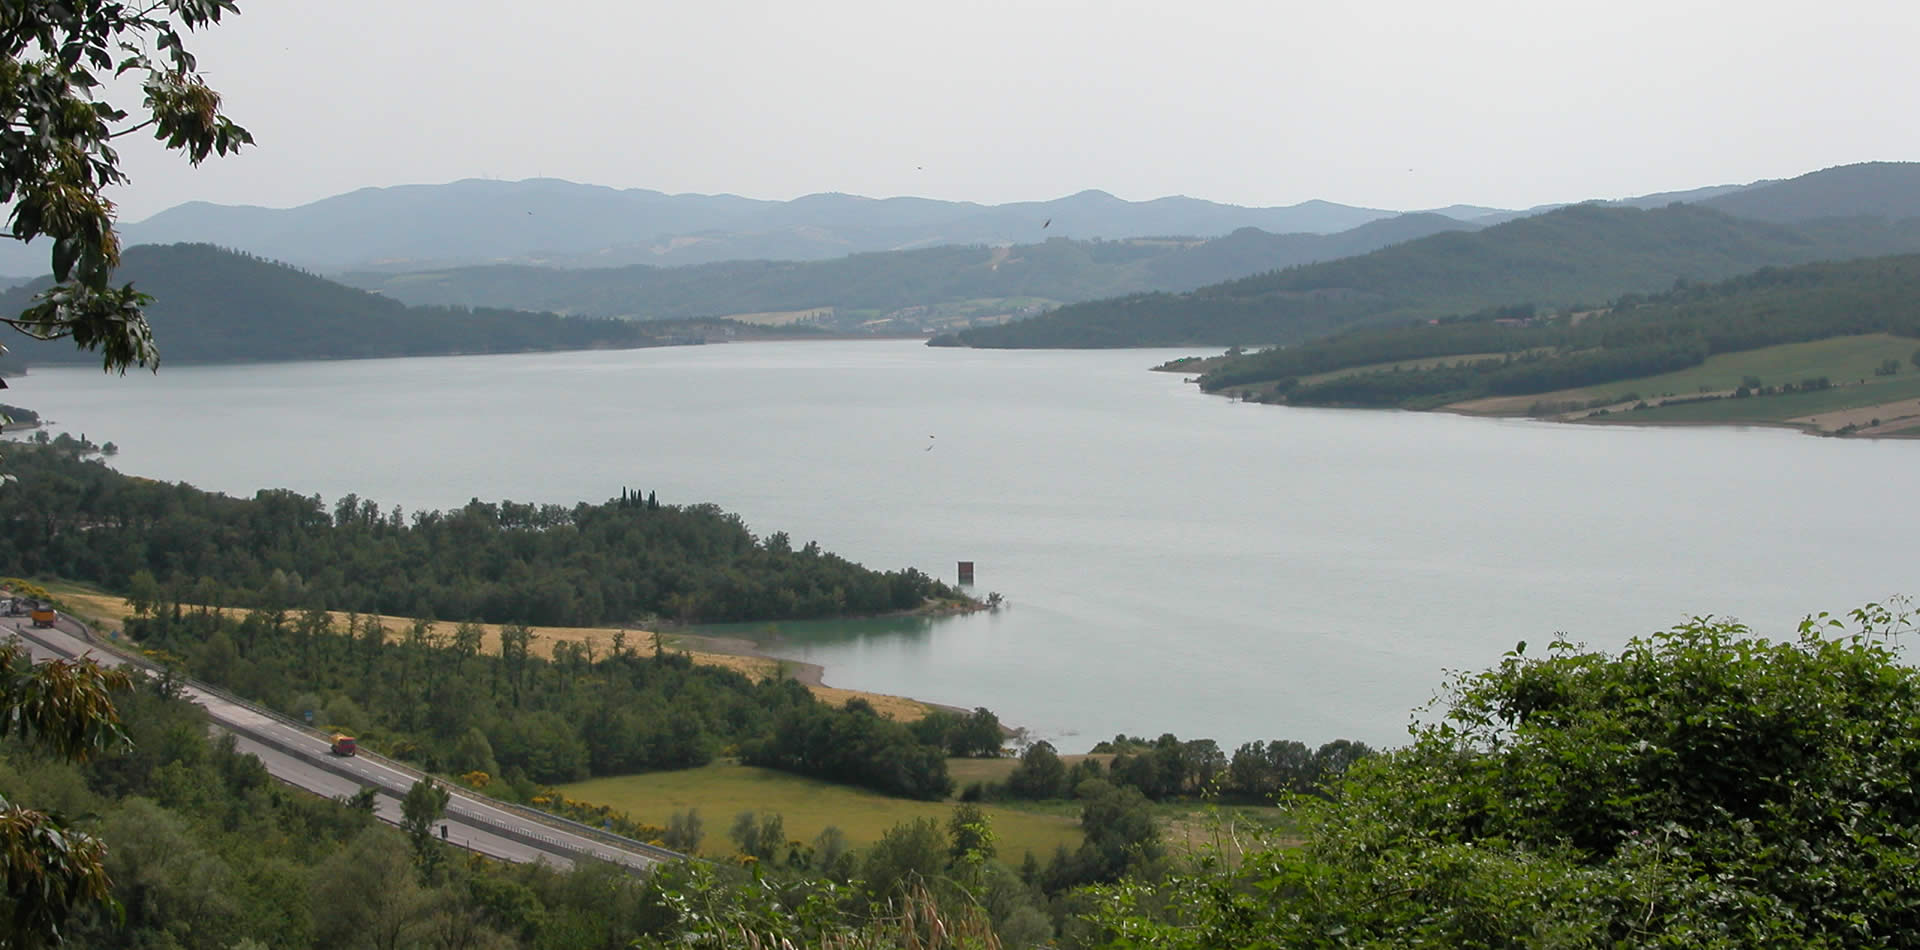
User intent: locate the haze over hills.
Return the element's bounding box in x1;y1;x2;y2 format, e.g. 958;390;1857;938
0;163;1893;283
0;162;1910;353
0;182;1425;276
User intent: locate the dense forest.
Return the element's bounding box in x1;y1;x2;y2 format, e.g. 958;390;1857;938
0;448;966;626
1192;252;1920;407
946;203;1920;348
336;214;1477;329
0;244;784;368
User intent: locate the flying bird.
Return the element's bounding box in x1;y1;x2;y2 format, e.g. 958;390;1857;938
1042;218;1051;229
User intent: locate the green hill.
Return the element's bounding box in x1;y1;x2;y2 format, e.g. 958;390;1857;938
947;204;1920;348
1700;161;1920;222
0;243;698;366
1189;252;1920;422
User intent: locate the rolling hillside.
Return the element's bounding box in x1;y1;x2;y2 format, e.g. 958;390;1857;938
946;203;1920;348
1183;252;1920;434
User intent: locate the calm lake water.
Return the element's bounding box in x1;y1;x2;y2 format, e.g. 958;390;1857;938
17;340;1917;751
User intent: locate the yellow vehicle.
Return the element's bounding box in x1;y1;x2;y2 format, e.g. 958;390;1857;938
329;734;358;756
28;603;55;628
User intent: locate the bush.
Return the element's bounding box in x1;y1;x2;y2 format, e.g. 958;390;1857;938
1084;606;1920;946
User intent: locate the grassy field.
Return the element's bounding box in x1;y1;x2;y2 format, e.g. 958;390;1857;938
558;760;1288;863
1596;373;1920;425
1455;334;1920;414
559;762;1085;861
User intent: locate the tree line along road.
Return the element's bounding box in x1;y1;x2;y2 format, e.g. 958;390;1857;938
6;609;683;873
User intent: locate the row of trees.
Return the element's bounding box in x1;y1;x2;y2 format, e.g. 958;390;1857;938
993;734;1375;804
0;446;966;626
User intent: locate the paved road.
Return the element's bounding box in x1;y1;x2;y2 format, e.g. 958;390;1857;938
6;615;680;873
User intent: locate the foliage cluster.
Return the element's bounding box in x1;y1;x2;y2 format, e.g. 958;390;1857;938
742;698;956;800
985;734;1373;808
1079;608;1920;947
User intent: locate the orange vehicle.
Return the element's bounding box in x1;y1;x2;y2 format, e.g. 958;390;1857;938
28;603;55;628
329;734;358;756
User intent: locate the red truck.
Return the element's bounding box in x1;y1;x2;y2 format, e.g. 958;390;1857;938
329;734;358;756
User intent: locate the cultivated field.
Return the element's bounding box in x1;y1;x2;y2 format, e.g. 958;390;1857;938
1452;334;1920;416
559;762;1085;860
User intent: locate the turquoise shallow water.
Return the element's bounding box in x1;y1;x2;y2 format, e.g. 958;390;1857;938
19;339;1918;751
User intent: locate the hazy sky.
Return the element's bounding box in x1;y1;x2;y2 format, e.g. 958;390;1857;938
103;0;1920;221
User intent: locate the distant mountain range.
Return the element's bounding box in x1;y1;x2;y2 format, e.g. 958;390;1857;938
5;161;1920;363
0;169;1841;278
0;183;1449;276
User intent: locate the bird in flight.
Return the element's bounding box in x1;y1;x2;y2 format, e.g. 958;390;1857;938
1042;218;1051;229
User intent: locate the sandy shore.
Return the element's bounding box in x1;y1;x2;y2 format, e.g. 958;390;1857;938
659;629;957;721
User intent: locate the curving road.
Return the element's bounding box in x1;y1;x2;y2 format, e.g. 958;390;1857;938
6;613;682;873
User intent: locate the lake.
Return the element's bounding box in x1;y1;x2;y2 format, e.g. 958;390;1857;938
16;340;1916;752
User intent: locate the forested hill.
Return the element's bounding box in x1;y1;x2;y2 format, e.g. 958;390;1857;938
333;214;1478;329
0;447;966;626
0;243;691;366
945;203;1920;348
1193;252;1920;407
1699;161;1920;222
